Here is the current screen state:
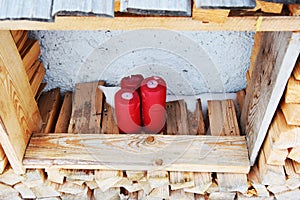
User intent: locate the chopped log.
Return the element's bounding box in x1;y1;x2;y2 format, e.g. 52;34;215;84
187;99;206;135
45;168;64;184
22;39;40;72
169;171;194;190
169;189;195;200
126;171;145;181
30;185;60;199
192;4;230;23
166;100;189;135
0;168;24;186
292;160;300;173
147;170;169;189
293;57;300;80
58;181;86;195
274;189;300;200
13;182;36;199
68;81;104;134
184;172;212;194
0;182;21;200
267;184;289;195
94;170;122;192
262;126;289;165
208;192;236;200
236;192;274;200
38;88;61;133
240;32;300;165
217;173;248;193
248;165;270;197
35;82;47;101
148;184;170;199
30;62;46;96
14;31;28;52
281;102;300;125
22;169;45;188
26;60;41;81
288;147;300;163
10;30;25;49
0;157;8;174
285;75;300;103
208;99;240;136
0;30;42;174
59;169;94;182
268;110;300;149
86;180;98;190
289;4;300;16
258;149;285;186
93;187;120;200
55;91;73;133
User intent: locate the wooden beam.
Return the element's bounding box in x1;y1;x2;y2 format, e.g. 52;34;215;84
240;31;300;165
0;16;300;31
0;30;42;174
23;134;250;173
55;91;73;133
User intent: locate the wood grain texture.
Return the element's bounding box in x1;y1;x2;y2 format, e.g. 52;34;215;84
293;56;300;80
192;4;230;23
23;134;250;173
30;62;45;96
1;16;300;31
101;101;119;134
166;100;189;135
184;172;212;194
289;4;300;16
68;81;104;134
285;75;300;103
240;31;300;165
288;147;300;163
249;32;262;79
21;40;40;72
208;99;240;136
187;99;206;135
0;30;42;174
257;0;283;13
281;102;300;125
55;91;73;133
38;88;61;133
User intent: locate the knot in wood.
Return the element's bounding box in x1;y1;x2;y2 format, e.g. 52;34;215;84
146;136;155;144
154;159;163;166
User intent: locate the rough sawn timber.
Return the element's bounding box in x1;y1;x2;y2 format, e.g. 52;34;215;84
240;31;300;165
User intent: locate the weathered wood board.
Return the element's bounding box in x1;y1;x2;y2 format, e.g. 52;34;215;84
23;134;250;173
241;31;300;165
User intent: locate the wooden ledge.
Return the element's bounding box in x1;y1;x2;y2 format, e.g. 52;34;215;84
23;133;250;173
1;16;300;31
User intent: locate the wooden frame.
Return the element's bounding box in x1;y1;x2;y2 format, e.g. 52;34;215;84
0;16;299;31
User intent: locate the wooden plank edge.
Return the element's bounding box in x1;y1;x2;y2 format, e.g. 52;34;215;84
0;16;299;31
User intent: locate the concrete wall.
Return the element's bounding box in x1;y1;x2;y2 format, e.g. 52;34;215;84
30;30;254;96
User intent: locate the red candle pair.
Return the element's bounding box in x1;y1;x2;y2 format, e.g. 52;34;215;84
114;75;166;134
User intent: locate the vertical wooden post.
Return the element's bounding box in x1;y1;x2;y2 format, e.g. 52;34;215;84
241;31;300;165
0;30;42;174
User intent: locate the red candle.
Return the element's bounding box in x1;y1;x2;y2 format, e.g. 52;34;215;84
141;76;166;134
114;89;141;134
120;74;144;90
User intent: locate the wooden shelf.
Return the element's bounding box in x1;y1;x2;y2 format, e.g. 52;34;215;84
23;133;250;173
1;15;300;31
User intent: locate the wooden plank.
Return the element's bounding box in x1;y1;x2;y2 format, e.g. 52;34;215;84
248;165;270;197
289;4;300;16
23;134;250;173
0;30;42;174
293;56;300;80
10;30;25;47
101;101;119;134
257;149;285;186
236;90;246;118
35;82;47;101
285;75;300;103
22;40;40;72
14;182;36;199
68;81;104;134
240;32;300;165
268;110;300;149
1;16;300;31
257;0;283;13
216;173;248;193
38;88;61;133
184;172;212;194
30;62;46;96
192;4;230;23
187;99;206;135
55;91;73;133
208;99;240;136
281;102;300;125
14;31;28;52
